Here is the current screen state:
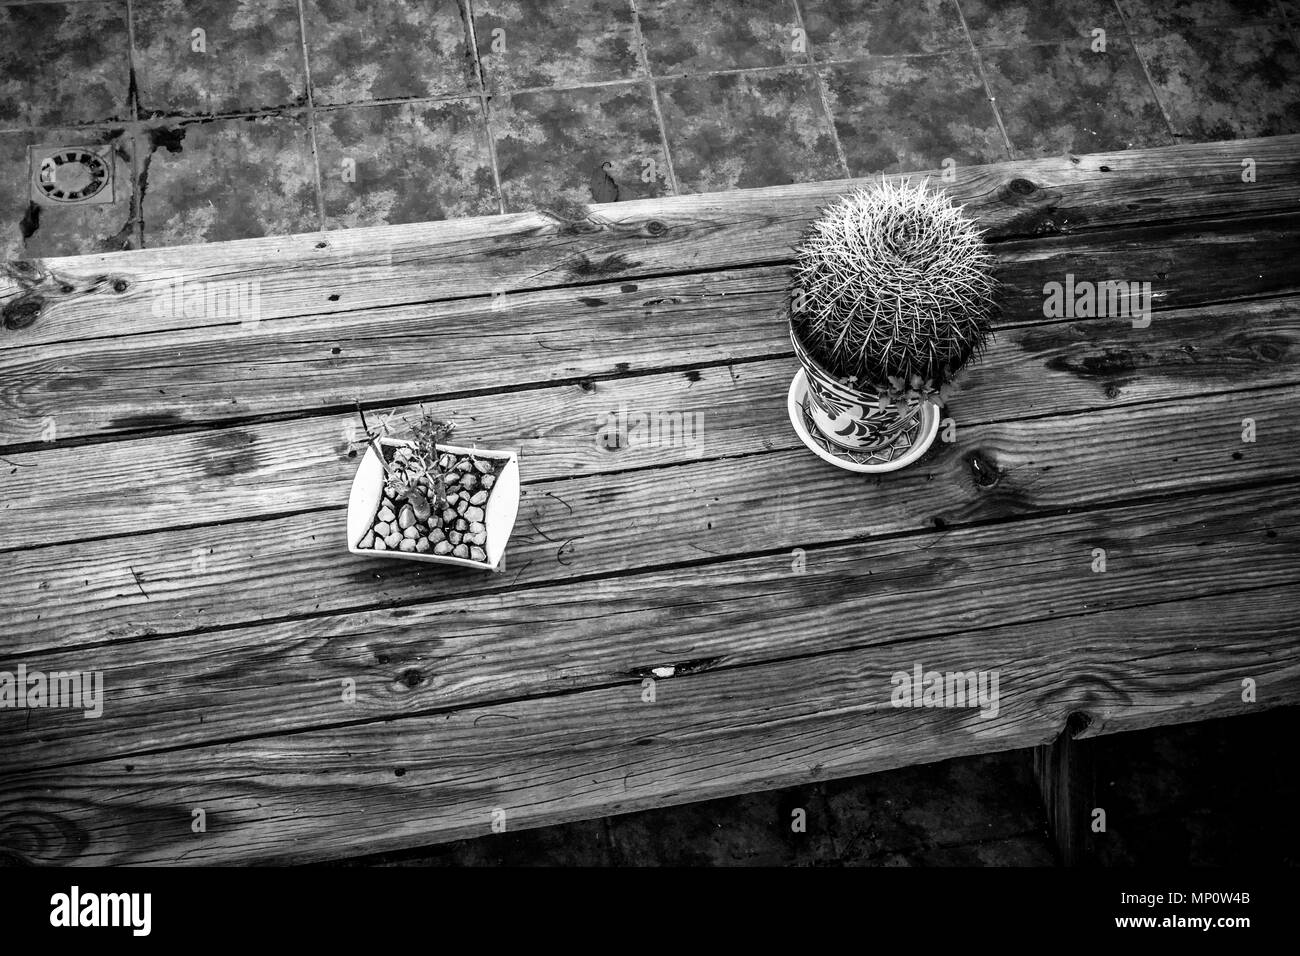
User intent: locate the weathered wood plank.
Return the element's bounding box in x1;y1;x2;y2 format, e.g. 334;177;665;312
5;385;1297;657
0;267;780;446
4;292;1299;549
2;136;1295;349
3;213;1297;445
2;585;1294;865
3;484;1294;770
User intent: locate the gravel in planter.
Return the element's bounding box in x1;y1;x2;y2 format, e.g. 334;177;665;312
359;449;500;563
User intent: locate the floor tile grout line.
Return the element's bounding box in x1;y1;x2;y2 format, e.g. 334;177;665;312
3;38;1160;140
123;0;143;250
461;0;505;215
628;0;679;195
791;0;850;179
8;2;1293;248
1272;0;1300;51
1114;0;1183;141
294;0;327;233
0;34;1154;135
1109;0;1180;140
951;0;1015;160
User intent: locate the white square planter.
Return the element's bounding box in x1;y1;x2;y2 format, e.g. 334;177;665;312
346;439;521;571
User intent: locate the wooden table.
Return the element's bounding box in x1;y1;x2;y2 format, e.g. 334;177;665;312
2;136;1299;866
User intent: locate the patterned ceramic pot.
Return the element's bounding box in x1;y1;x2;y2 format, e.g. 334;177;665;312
789;317;928;453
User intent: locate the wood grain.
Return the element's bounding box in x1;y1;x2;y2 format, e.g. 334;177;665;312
2;484;1294;771
1;585;1294;865
2;212;1297;445
2;135;1297;865
5;384;1297;657
4;284;1299;551
2;137;1294;350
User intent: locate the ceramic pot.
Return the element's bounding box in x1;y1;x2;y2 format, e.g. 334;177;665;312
347;438;520;571
789;318;929;453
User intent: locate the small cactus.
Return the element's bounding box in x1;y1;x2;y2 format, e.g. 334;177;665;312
790;178;996;401
353;403;457;509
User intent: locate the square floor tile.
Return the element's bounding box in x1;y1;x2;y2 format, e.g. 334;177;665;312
491;82;668;212
656;68;843;191
820;53;1008;175
0;1;131;129
474;0;642;93
0;125;136;260
316;100;498;229
1135;23;1300;138
1118;0;1283;34
800;0;968;59
140;113;318;247
132;0;308;116
961;0;1127;46
637;0;805;74
981;39;1174;156
302;0;477;106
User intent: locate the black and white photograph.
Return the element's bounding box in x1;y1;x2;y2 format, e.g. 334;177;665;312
0;0;1297;935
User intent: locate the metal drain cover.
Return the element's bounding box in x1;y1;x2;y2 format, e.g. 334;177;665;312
28;144;116;206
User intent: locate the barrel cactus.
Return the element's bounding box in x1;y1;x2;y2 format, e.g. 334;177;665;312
790;178;996;406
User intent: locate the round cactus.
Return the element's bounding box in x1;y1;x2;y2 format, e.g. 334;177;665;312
790;178;996;399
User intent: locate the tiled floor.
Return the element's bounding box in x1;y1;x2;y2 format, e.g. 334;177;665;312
4;0;1299;866
3;0;1299;260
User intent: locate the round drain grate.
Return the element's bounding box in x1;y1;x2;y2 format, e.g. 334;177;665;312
34;148;111;203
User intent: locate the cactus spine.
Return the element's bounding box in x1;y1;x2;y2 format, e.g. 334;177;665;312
791;178;996;402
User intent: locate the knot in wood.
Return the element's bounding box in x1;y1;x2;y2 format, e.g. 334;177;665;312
1065;711;1092;738
398;668;425;689
967;451;1000;487
2;297;43;330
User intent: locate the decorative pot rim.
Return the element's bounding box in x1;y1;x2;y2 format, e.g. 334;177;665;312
787;369;940;473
